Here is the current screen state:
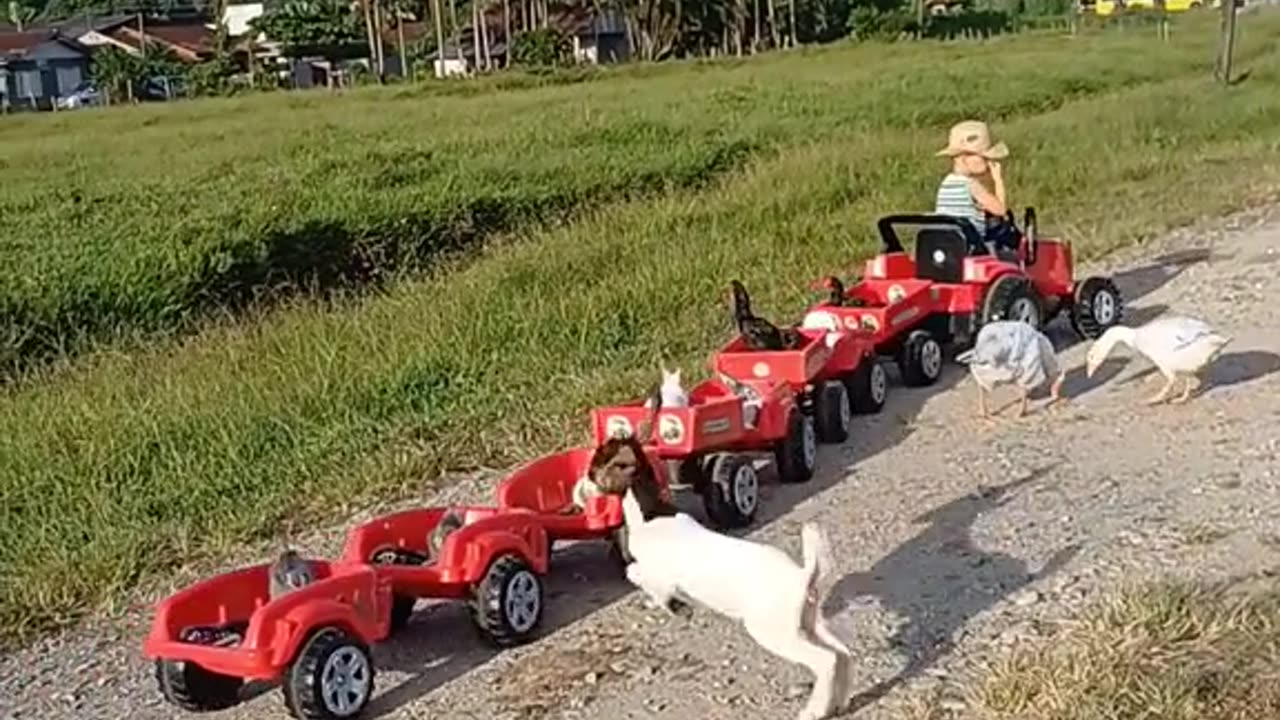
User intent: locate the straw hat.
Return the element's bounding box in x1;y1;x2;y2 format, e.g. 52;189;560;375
936;120;1009;160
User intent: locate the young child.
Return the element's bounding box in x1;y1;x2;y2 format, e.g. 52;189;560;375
933;120;1020;255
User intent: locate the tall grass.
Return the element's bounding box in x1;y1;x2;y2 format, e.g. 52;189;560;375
2;11;1280;645
973;580;1280;719
0;16;1265;378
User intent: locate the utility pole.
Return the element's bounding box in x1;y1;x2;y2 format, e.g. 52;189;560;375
1214;0;1238;84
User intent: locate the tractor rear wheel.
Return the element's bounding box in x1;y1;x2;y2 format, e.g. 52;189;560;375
982;275;1044;330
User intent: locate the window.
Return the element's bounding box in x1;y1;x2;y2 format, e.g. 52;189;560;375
55;65;83;96
13;69;42;99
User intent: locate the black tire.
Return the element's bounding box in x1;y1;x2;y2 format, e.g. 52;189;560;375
389;594;416;633
896;329;944;387
773;411;816;484
281;627;374;720
155;658;243;712
369;546;424;634
1070;276;1124;339
812;380;851;444
982;274;1044;329
845;358;888;414
469;554;544;648
664;456;705;489
702;453;760;528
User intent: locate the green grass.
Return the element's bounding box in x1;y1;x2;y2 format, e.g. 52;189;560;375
969;579;1280;720
0;16;1270;378
3;11;1280;645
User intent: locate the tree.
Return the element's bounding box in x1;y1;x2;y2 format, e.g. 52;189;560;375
7;0;36;30
618;0;683;60
249;0;367;55
89;46;145;103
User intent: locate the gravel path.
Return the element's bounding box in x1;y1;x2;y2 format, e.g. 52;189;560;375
4;206;1280;720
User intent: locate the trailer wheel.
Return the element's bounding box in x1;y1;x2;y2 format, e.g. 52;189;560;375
702;453;759;528
773;410;816;484
812;380;851;443
281;627;374;720
155;658;243;712
470;554;544;648
897;329;943;387
845;358;888;414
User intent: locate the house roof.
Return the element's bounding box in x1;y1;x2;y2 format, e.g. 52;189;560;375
50;13;138;38
94;22;214;62
0;30;90;58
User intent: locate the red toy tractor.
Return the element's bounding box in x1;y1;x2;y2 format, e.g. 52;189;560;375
589;376;811;529
806;207;1124;386
143;559;390;720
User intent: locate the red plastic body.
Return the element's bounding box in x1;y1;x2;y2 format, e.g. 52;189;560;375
589;377;798;459
810;236;1077;351
711;327;876;390
495;446;672;541
142;560;389;682
339;505;550;598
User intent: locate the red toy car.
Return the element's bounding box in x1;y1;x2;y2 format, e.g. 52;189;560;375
143;559;389;720
339;506;549;648
588;376;813;529
711;325;887;445
806;208;1124;386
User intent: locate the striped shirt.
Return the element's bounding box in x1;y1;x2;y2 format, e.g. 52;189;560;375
934;173;986;237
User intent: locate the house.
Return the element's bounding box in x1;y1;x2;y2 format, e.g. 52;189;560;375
550;5;630;64
0;30;92;110
57;15;215;63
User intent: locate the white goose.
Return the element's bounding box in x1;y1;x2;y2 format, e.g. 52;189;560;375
1085;314;1232;405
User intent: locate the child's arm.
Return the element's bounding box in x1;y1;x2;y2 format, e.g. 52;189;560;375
968;173;1007;218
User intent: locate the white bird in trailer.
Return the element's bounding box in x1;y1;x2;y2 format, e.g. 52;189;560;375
1085;314;1232;405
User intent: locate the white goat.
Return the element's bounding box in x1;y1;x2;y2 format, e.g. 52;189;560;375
620;490;855;720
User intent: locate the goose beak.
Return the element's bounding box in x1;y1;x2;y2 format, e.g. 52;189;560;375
1085;357;1098;378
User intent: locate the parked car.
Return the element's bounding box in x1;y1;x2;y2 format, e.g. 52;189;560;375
55;83;102;110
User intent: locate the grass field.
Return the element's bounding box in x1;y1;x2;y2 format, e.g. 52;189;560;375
960;579;1280;720
3;12;1280;645
0;18;1273;378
